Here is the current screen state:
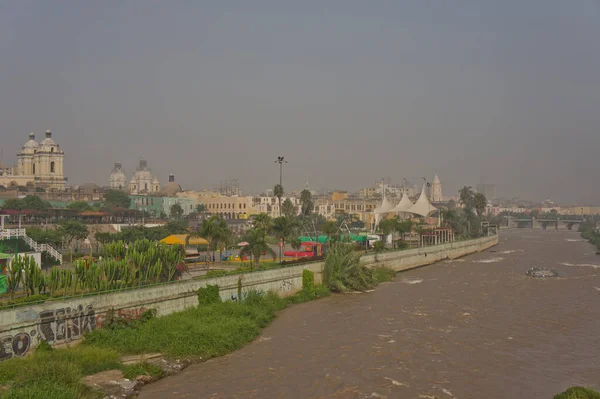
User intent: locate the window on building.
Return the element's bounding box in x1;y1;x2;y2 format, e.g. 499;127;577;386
32;164;35;175
51;148;54;153
50;161;55;173
145;183;148;191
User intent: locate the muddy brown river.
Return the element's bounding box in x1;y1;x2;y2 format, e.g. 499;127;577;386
140;229;600;399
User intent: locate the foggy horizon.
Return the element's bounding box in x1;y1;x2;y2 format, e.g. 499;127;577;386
1;1;599;204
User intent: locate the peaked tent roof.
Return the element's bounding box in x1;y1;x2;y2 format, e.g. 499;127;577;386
390;193;414;213
406;184;438;217
373;195;395;215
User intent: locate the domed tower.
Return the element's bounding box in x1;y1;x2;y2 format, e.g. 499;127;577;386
430;174;443;202
34;130;66;190
159;174;182;197
17;132;39;176
109;162;127;190
129;158;159;194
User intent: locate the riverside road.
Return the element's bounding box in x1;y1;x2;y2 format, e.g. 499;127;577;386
140;229;600;399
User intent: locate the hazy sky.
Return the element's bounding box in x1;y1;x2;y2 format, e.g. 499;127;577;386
1;1;599;204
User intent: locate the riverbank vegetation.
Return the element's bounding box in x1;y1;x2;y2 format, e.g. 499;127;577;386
554;387;600;399
0;239;187;308
0;279;330;399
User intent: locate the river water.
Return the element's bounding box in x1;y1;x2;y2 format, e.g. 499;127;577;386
140;229;600;399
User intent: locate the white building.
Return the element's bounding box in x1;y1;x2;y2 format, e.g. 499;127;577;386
129;159;160;195
0;131;66;190
109;162;127;190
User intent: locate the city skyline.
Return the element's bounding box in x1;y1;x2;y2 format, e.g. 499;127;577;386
2;1;599;203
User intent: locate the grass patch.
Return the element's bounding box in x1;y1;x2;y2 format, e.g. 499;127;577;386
372;266;396;284
121;362;164;380
82;291;289;360
0;281;331;398
0;346;121;399
554;387;600;399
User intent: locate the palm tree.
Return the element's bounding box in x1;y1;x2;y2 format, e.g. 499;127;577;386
378;218;395;249
239;228;277;268
321;221;339;244
187;215;220;268
214;218;232;263
273;184;284;216
253;213;273;232
272;216;297;263
300;189;313;216
289;237;303;257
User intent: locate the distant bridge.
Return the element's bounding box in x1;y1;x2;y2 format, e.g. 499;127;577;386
506;217;583;230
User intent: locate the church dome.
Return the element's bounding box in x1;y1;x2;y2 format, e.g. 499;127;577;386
159;175;181;197
40;130;57;146
20;132;40;154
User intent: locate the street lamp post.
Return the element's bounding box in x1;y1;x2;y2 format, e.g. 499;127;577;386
275;156;287;188
274;156;287;262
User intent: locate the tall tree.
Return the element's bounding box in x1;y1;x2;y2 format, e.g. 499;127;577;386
321;221;339;243
188;215;221;265
473;193;488;217
104;189;131;209
239;228;276;267
253;213;273;232
57;219;89;261
272;216;297;263
170;203;184;219
300;189;313;216
378;218;395;248
281;198;296;218
273;184;284;216
459;186;475;211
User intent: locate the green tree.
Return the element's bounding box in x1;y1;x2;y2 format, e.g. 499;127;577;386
195;203;207;213
57;219;89;261
272;216;297;263
273;184;284;216
459;186;475;211
281;198;296;218
188;215;224;265
300;189;313;216
378;218;395;248
289;236;303;255
321;221;339;243
104;189;131;209
473;193;487;217
170;203;184;219
2;195;51;211
239;228;276;267
1;198;23;210
26;227;64;248
67;201;92;212
253;213;273;232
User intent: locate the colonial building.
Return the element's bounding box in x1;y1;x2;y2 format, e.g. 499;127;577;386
128;159;160;195
109;162;127;190
0;131;66;190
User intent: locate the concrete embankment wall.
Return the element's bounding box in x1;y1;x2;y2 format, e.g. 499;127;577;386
0;235;498;361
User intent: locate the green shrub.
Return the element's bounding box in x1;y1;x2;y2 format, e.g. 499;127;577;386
302;269;314;292
323;243;374;292
121;362;164;380
373;241;385;253
197;284;221;305
372;266;396;284
0;294;50;309
553;387;600;399
287;285;330;304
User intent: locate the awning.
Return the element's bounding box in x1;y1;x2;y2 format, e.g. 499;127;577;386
406;184;438;217
160;234;208;246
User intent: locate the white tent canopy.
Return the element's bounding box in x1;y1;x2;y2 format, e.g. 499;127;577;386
372;194;395;230
406;184;438;217
390;193;413;213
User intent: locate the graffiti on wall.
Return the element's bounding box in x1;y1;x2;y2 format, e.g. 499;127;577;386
0;304;149;361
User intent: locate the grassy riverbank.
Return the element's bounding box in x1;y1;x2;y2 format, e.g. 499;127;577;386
0;284;330;399
554;387;600;399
